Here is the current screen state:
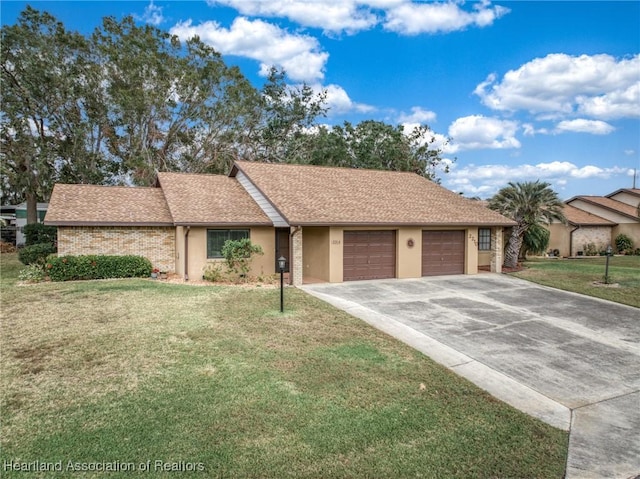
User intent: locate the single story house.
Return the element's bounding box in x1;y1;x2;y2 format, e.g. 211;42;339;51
547;188;640;256
45;161;516;285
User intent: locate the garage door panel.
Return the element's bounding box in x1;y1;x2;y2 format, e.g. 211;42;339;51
422;230;465;276
344;231;396;281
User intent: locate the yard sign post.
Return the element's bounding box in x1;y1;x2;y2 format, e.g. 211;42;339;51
278;256;287;313
604;245;612;284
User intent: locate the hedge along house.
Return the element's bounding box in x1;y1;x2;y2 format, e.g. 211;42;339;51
46;161;515;285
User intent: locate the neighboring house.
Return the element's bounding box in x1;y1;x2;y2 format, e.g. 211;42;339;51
45;161;515;285
547;205;615;257
547;188;640;256
1;202;49;246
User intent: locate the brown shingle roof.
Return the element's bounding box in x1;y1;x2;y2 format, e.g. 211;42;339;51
233;161;515;226
562;204;615;226
568;196;639;221
45;184;173;226
157;172;271;225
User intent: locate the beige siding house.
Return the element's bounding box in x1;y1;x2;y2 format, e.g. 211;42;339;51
546;188;640;256
46;161;515;285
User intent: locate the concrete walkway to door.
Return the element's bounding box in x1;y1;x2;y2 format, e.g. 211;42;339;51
301;274;640;479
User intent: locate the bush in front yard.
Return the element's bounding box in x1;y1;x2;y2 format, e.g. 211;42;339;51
46;255;152;281
614;233;633;254
18;243;57;265
23;223;57;246
18;264;46;283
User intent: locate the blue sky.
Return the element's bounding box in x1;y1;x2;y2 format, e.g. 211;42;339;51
2;1;639;199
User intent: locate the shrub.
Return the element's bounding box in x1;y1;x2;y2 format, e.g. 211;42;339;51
221;238;264;281
583;243;598;256
522;224;550;257
18;243;57;265
18;264;45;283
46;255;152;281
614;234;633;254
23;223;57;246
202;262;226;282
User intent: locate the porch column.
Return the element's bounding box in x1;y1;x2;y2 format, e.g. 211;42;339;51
291;226;303;286
491;227;503;273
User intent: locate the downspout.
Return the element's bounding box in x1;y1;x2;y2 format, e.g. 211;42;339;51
184;226;191;281
569;225;579;257
290;226;301;286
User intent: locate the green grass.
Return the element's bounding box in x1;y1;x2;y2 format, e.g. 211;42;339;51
1;253;568;478
512;255;640;308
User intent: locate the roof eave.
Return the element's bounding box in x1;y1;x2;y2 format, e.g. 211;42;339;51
44;221;174;227
289;220;517;227
173;221;273;227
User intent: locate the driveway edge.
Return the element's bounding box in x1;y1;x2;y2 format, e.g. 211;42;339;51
302;286;571;431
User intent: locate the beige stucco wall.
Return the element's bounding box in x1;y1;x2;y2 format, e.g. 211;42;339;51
465;227;479;275
181;226;276;280
397;227;423;278
328;227;344;283
57;226;175;272
547;223;571;257
613;224;640;251
302;227;330;282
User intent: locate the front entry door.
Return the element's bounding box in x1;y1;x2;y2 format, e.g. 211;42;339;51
275;228;290;273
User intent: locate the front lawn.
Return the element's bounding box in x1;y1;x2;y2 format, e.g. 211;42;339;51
1;253;568;478
512;255;640;308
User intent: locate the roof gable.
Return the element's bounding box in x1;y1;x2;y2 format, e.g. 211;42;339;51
45;184;173;226
233;161;515;226
567;196;639;222
561;204;615;226
157;172;271;225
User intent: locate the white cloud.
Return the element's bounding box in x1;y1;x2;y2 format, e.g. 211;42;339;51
207;0;379;34
170;17;328;82
444;160;631;197
383;1;510;35
447;115;520;151
397;106;437;124
207;1;508;36
522;123;550;136
555;119;615;135
135;1;165;26
307;83;375;114
475;53;640;120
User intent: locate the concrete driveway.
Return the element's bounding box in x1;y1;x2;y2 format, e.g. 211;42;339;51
302;274;640;479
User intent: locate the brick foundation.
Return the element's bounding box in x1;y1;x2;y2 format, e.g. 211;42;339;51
57;226;175;272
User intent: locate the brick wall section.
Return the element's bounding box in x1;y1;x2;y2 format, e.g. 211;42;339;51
291;227;303;286
573;226;611;256
57;226;175;272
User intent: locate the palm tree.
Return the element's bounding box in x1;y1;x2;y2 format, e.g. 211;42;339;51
489;181;566;269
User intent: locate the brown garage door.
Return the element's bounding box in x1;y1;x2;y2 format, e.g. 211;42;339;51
422;230;465;276
343;231;396;281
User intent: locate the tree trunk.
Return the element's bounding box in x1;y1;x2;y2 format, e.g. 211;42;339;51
26;191;38;225
504;226;525;269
